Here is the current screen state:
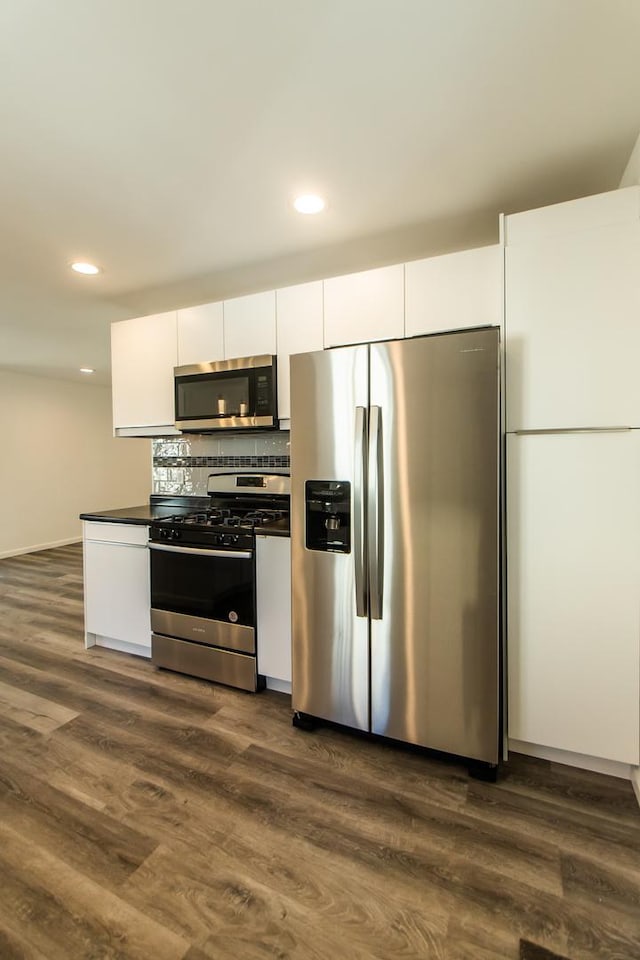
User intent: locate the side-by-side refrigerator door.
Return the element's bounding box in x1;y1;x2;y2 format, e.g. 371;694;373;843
369;330;500;763
290;345;370;731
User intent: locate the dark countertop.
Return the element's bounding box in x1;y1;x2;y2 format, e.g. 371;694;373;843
79;504;192;525
255;517;290;538
80;503;290;537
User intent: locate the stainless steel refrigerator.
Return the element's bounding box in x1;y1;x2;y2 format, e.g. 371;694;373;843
290;328;500;771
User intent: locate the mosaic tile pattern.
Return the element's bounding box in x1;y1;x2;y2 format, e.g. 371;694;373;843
152;432;290;495
154;455;289;466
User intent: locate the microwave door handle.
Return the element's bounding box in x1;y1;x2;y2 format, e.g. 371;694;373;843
354;406;368;618
368;405;383;620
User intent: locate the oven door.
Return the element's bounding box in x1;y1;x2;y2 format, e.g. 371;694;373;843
150;543;255;654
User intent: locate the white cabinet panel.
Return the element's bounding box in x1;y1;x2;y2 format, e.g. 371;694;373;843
82;522;148;546
504;186;639;246
507;431;640;764
177;302;224;365
405;245;502;337
224;291;276;359
505;208;640;432
111;312;178;434
276;281;324;420
323;264;404;347
256;535;291;683
84;530;151;654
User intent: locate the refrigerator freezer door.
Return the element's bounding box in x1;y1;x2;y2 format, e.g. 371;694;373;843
369;329;500;763
290;345;370;731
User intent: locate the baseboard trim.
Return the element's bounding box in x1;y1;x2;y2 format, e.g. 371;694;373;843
0;537;81;560
631;767;640;807
90;635;152;659
265;677;292;695
508;738;632;781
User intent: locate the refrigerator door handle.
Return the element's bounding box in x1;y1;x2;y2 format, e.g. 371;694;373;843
368;405;384;620
354;406;368;618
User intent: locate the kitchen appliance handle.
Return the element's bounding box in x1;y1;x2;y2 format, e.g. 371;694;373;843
149;543;252;559
513;426;632;436
368;405;384;620
354;406;368;618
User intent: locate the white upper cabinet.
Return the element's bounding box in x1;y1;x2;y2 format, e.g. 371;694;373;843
177;302;224;366
405;245;502;337
275;281;324;420
223;290;277;360
111;311;179;435
323;264;405;347
507;430;640;764
504;186;640;432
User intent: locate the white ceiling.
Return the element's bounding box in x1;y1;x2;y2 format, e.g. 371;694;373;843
1;0;639;385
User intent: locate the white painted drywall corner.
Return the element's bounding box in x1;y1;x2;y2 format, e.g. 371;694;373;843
0;371;151;557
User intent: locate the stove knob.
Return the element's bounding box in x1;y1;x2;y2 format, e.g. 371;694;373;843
161;529;169;540
173;529;181;541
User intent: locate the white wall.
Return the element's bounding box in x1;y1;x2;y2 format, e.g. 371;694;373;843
620;130;640;187
0;371;151;557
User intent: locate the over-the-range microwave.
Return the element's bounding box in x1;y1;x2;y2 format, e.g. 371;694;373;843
174;355;278;432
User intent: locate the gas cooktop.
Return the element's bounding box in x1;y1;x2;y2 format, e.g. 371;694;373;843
150;473;290;549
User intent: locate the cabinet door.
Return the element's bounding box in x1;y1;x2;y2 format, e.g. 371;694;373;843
177;302;224;366
224;291;276;359
256;535;291;683
405;245;502;337
505;219;640;431
507;431;640;764
323;264;404;347
84;539;151;651
111;312;178;432
275;281;324;420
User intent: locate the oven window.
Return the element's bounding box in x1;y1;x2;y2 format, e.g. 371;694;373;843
151;550;254;626
176;374;251;419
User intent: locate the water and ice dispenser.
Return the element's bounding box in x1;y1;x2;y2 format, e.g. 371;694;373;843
305;481;351;554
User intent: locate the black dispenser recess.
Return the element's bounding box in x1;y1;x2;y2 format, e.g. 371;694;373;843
305;481;351;554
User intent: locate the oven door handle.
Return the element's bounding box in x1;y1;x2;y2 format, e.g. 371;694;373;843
149;543;253;559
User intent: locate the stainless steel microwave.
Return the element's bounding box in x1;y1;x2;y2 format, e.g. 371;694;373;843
174;355;278;432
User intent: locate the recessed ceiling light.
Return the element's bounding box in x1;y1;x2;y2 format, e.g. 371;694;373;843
79;367;95;374
293;194;326;215
70;262;101;275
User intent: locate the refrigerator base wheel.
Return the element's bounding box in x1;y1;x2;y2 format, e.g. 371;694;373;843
292;711;316;732
468;761;498;783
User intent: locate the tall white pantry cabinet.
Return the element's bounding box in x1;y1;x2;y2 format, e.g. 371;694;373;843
504;186;640;767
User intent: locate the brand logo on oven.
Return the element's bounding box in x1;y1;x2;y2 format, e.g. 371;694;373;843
192;627;205;633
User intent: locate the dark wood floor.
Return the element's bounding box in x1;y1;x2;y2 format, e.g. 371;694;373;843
0;544;638;960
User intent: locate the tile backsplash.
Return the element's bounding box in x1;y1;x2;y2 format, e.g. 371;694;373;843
152;432;290;496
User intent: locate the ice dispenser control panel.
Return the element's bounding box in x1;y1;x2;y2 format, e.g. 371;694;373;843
305;481;351;554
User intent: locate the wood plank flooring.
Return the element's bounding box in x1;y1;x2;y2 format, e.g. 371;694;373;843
0;543;638;960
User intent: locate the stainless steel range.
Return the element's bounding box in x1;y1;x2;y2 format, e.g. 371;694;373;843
150;473;290;691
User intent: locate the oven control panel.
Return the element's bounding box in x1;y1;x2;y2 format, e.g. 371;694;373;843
150;523;252;551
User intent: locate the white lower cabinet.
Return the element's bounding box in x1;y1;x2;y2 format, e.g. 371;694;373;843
83;522;151;657
256;535;291;690
507;431;640;764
